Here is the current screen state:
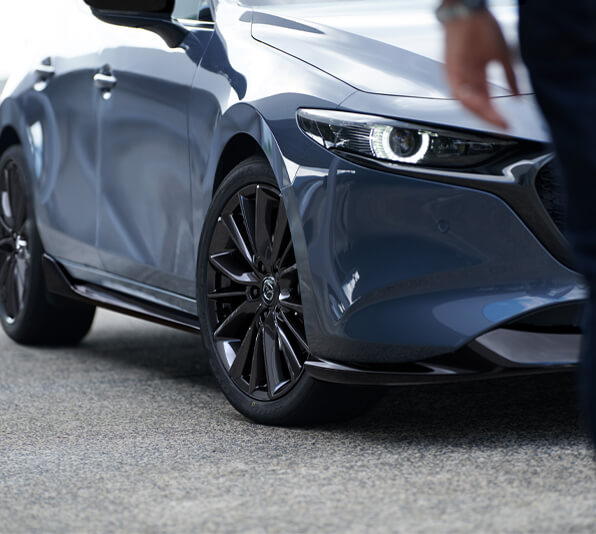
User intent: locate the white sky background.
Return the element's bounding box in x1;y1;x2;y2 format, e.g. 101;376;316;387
0;0;86;80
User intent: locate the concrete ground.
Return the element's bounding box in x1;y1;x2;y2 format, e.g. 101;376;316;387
1;309;596;533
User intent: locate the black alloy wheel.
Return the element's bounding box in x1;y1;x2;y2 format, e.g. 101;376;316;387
198;157;381;426
0;146;96;345
0;158;31;323
206;180;308;400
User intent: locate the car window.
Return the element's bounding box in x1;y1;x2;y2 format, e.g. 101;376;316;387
173;0;200;20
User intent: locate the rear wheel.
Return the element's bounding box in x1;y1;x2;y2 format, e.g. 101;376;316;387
197;157;379;425
0;146;95;345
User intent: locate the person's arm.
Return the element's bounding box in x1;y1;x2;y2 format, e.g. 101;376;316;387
437;0;519;129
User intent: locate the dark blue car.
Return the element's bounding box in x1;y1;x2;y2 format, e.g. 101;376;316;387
0;0;582;424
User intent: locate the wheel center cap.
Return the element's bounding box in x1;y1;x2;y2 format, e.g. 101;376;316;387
261;276;277;305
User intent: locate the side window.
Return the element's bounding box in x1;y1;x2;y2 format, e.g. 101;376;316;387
172;0;200;21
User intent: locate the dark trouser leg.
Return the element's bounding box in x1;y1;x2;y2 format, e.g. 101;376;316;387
519;0;596;443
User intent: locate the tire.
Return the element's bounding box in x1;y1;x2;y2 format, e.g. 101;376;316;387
197;156;379;426
0;146;95;345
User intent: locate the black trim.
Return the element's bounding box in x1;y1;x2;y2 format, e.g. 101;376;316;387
84;0;174;13
305;355;574;386
305;327;580;385
42;254;200;334
89;9;188;48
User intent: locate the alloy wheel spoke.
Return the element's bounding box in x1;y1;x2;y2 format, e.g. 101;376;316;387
21;248;31;265
207;289;247;301
239;193;257;256
4;258;17;318
276;320;302;380
262;311;287;398
279;296;303;314
16;220;28;238
254;186;276;265
5;166;16;221
213;299;262;339
248;327;264;394
270;202;288;265
0;236;13;253
277;239;294;269
221;213;254;269
15;256;28;286
14;259;26;310
229;311;262;378
209;250;259;286
0;255;11;287
277;308;309;352
279;263;297;278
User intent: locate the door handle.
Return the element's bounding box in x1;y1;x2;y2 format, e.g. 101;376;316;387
35;58;55;81
94;70;117;90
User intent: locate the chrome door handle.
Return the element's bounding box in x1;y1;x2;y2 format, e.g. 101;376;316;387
35;58;55;80
94;72;117;90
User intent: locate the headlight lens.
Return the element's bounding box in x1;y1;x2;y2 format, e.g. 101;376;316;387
370;125;430;164
297;109;535;175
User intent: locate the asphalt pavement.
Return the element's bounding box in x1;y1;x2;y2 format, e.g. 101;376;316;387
1;309;596;533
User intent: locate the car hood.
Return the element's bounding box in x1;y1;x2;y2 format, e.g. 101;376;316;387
250;0;531;99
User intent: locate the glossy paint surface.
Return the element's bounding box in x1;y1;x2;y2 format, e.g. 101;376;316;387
95;26;211;295
251;0;531;98
0;0;584;364
292;159;582;362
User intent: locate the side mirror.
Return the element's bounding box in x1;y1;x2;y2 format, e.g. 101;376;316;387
83;0;188;48
84;0;174;13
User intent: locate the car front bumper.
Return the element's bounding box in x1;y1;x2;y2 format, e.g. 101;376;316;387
285;155;584;366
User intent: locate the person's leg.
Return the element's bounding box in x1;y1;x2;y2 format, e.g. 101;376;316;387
519;0;596;443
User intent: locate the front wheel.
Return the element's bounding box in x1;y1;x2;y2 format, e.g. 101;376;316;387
197;157;379;425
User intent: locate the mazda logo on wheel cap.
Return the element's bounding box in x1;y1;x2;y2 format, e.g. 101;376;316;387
262;276;277;304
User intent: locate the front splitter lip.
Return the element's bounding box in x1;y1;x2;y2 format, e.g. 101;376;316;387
305;327;579;386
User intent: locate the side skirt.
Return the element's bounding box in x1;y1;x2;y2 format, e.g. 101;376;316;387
42;254;200;334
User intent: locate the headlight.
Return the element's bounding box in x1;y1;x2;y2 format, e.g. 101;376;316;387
297;109;540;176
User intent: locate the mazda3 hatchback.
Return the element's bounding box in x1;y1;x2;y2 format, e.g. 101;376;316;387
0;0;583;425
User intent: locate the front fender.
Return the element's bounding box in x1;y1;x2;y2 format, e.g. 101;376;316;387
190;101;325;350
189;102;295;249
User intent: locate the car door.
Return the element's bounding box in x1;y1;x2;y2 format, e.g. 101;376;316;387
32;1;106;269
95;4;212;300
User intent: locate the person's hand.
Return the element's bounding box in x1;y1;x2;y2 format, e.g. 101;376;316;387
444;9;519;129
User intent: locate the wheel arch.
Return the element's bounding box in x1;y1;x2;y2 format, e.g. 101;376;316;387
204;103;298;198
212;133;266;197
